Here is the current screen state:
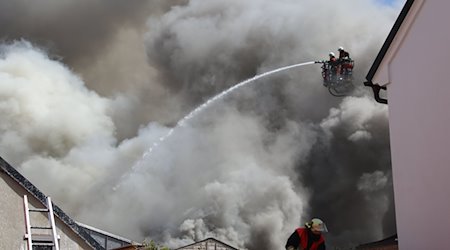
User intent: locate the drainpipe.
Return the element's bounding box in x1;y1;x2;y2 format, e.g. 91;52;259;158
364;80;388;104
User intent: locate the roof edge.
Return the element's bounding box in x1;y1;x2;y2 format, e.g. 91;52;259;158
366;0;415;81
0;156;105;250
77;221;134;244
175;237;239;250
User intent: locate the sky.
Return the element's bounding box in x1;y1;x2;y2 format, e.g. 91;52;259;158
0;0;405;249
378;0;398;6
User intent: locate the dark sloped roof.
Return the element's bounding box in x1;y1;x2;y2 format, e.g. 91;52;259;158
0;156;105;250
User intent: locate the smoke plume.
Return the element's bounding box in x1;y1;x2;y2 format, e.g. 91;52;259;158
0;0;404;249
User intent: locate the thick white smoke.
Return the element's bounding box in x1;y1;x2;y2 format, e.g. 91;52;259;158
0;41;118;210
95;104;315;249
0;41;311;249
0;0;404;249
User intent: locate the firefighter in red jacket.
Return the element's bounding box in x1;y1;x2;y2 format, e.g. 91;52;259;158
326;52;338;80
285;218;327;250
338;46;350;61
337;46;353;75
328;52;337;65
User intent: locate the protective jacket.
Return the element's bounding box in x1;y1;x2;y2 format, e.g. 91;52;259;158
339;50;350;60
285;227;325;250
296;228;324;250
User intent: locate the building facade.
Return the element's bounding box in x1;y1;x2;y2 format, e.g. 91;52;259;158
365;0;450;248
0;156;103;249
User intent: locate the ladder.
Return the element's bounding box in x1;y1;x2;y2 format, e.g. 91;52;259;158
23;195;60;250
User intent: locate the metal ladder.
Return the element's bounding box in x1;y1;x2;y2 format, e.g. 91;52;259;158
23;195;60;250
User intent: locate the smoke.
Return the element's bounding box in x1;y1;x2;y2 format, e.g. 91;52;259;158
87;105;315;250
0;0;186;140
145;0;401;116
301;97;393;247
0;0;405;249
0;42;114;159
0;0;179;65
140;0;400;247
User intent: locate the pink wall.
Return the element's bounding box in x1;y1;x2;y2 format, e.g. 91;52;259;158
386;1;450;249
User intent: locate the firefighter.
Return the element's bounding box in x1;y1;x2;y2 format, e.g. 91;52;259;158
320;52;338;84
285;218;327;250
329;52;337;63
328;52;338;78
337;47;352;75
338;46;350;61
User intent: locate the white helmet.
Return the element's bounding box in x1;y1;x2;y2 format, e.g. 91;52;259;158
338;46;344;51
329;52;335;57
307;218;328;233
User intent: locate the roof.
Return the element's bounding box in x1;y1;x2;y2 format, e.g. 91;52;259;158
0;156;105;250
175;237;239;250
77;221;142;249
356;234;398;249
77;221;134;244
364;0;415;104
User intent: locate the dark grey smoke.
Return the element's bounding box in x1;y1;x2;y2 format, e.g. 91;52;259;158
300;97;394;247
144;0;402;121
0;0;175;65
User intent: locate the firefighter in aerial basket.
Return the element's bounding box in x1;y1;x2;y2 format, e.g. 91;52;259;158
337;46;353;75
327;52;338;79
285;218;328;250
328;52;337;68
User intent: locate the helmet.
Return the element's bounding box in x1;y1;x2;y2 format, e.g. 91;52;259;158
338;46;344;51
306;218;328;233
329;52;335;57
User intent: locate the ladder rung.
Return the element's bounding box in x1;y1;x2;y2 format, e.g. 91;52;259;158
31;226;53;230
23;195;60;250
33;242;55;246
29;208;49;212
30;234;54;241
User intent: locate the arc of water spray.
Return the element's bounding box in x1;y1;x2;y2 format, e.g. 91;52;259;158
121;61;315;182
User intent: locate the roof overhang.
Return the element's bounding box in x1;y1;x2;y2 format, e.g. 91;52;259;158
364;0;424;104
